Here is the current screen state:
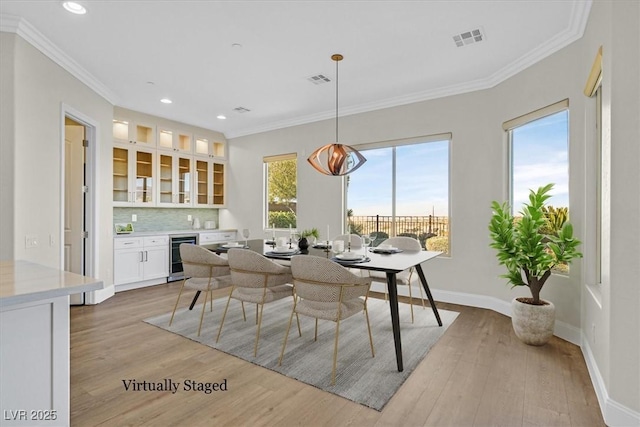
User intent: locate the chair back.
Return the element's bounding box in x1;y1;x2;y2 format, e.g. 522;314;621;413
380;236;422;252
290;256;370;302
332;234;363;249
180;243;230;279
227;248;291;288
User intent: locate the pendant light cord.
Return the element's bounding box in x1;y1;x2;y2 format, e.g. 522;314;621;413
335;56;339;143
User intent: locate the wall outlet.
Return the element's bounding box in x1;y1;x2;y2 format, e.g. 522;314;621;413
49;234;55;247
187;215;192;222
25;234;38;248
132;214;137;222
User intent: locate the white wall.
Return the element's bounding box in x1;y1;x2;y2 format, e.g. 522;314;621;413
227;2;639;421
0;33;15;260
2;33;115;290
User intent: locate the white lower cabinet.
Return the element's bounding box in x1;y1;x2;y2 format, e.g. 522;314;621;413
114;236;169;290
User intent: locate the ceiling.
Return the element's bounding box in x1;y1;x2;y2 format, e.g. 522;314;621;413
0;1;591;139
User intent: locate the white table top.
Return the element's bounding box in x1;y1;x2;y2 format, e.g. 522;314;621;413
0;260;104;307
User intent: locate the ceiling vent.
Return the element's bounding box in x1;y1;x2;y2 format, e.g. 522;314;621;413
307;74;331;85
453;28;485;47
233;107;251;113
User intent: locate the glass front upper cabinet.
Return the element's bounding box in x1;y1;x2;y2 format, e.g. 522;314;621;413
113;119;156;147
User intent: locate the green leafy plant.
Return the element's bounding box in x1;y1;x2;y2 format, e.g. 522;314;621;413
489;183;582;305
300;228;320;239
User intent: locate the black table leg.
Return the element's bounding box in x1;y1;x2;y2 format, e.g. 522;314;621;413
415;264;442;326
386;272;404;372
188;291;201;310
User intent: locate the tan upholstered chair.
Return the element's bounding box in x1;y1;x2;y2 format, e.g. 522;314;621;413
280;255;374;385
216;248;300;357
169;243;233;336
369;236;425;323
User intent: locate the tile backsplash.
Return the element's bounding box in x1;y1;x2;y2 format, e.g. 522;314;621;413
113;208;219;232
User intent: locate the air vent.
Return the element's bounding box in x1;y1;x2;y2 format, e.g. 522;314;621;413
307;74;331;85
233;107;251;113
453;28;485;47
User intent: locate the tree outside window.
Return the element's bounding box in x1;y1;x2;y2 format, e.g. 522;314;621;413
265;155;297;228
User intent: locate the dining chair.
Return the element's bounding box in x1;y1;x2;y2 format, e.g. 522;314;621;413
216;248;300;357
369;236;425;323
280;255;374;385
169;243;233;336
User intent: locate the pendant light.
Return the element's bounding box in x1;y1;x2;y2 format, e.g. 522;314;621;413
307;54;366;176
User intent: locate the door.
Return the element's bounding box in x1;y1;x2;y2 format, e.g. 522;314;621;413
65;118;86;304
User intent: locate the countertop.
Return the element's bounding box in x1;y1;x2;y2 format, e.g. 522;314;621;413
114;229;237;238
0;260;104;307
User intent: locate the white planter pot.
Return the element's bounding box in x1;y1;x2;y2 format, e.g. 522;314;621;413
511;297;555;346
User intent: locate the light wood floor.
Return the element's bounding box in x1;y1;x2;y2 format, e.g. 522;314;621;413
70;282;605;426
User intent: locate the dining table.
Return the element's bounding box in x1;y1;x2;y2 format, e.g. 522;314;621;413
197;239;443;372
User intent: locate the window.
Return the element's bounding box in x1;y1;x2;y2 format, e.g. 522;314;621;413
264;153;297;229
505;100;569;273
346;135;450;254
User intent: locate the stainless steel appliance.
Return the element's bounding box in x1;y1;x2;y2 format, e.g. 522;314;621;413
168;234;198;282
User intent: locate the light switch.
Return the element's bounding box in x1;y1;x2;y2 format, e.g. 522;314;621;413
132;214;137;222
25;235;38;248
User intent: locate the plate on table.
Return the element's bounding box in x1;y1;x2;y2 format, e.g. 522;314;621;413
371;247;403;254
221;243;247;249
267;249;299;255
336;253;366;261
313;243;330;249
331;256;370;265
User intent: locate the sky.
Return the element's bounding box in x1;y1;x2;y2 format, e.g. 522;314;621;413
347;110;569;218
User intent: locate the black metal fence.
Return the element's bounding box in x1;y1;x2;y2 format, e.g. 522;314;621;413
347;215;450;249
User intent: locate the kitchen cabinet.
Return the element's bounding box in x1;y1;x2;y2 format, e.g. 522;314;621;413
113;146;156;206
114;236;169;288
158;127;192;153
113;118;156;147
158;153;193;207
194;159;226;207
194;136;225;158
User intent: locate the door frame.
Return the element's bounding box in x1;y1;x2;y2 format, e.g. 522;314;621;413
60;104;98;285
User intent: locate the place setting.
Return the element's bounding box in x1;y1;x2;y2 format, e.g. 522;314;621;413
370;243;403;254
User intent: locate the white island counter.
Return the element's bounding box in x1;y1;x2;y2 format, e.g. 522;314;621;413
1;260;104;426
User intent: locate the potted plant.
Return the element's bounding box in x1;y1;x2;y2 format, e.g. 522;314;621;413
298;228;320;250
489;183;582;345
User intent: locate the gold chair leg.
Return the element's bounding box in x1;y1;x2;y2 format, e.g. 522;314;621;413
296;314;302;337
255;304;259;325
168;280;186;326
216;289;234;343
197;290;210;336
332;318;341;385
210;290;214;312
241;301;247;321
278;305;297;366
314;318;318;341
253;303;264;357
418;283;426;309
364;305;375;357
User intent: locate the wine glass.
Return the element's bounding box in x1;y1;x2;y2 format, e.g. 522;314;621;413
362;234;372;257
331;240;344;257
242;228;250;247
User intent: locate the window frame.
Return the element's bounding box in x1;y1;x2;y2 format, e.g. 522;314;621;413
263;153;297;230
346;133;452;255
504;99;570;214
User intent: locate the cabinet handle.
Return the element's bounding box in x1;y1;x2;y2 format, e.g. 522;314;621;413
144;251;148;262
139;251;144;262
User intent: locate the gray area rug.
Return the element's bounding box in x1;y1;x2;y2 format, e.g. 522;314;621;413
144;297;458;411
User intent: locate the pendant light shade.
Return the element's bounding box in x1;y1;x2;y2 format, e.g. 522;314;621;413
307;54;366;176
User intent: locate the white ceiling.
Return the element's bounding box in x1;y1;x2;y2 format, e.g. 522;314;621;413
0;1;591;139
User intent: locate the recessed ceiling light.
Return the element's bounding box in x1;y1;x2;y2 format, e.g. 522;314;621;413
160;98;172;104
217;115;227;120
62;2;87;15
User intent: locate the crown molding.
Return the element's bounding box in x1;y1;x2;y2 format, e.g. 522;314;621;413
0;14;118;105
227;0;592;139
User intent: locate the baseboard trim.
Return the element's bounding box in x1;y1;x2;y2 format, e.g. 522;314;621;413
581;334;640;427
86;285;115;305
